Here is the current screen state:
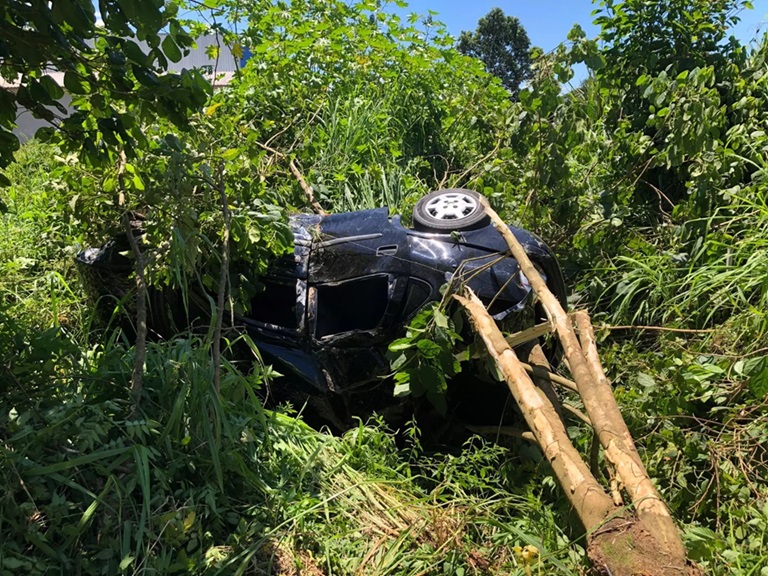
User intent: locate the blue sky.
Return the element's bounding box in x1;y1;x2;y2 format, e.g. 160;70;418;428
391;0;768;53
388;1;768;85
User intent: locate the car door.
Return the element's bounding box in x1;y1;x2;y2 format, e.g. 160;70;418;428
242;213;318;341
306;208;411;346
305;208;412;392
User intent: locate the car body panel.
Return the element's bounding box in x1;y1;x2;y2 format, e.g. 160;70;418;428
235;208;566;401
76;202;567;429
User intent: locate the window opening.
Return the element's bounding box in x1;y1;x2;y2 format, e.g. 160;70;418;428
315;275;388;337
402;278;432;319
250;278;299;328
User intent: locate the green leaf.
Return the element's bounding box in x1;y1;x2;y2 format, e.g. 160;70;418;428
78;477;114;531
162;35;182;63
132;65;160;87
2;558;28;570
119;555;135;571
221;148;240;160
63;70;90;94
123;41;149;65
390;353;408;371
636;372;655;388
393;380;411;397
182;511;196;533
247;226;261;243
389;339;413;352
40;75;64;100
433;308;448;329
743;356;768;399
132;173;145;191
205;102;224;116
27;446;130;475
416;338;443;358
56;0;96;32
426;389;447;416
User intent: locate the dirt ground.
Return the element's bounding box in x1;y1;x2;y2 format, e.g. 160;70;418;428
588;518;702;576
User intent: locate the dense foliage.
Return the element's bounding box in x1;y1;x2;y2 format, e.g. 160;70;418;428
457;7;533;98
0;0;211;176
2;0;767;574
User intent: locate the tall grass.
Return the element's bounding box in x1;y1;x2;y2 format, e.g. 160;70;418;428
0;141;89;335
603;188;768;338
306;92;430;215
1;141;587;575
1;324;585;574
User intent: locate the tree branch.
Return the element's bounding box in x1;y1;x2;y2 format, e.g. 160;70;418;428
212;162;230;395
256;141;327;215
117;151;146;409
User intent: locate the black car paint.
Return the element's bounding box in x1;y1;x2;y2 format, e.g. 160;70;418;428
77;206;566;429
231;208;565;425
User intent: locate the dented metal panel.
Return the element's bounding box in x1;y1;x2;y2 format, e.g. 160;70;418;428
76;195;567;431
308;208;410;283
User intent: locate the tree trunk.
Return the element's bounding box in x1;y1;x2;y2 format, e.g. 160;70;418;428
116;151;146;409
456;291;615;531
212;163;231;396
455;198;702;575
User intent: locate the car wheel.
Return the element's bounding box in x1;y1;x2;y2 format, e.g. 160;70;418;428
413;188;490;232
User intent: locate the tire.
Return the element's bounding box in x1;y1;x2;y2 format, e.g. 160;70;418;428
412;188;490;232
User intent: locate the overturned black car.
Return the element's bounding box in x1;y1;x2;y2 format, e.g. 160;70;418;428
78;189;567;430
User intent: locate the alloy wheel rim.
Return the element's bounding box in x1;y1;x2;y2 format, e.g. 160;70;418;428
424;192;479;220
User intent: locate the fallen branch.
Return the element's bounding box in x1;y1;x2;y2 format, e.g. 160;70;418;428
505;321;553;348
456;289;615;531
522;343;566;422
519;361;578;393
287;158;327;216
574;311;687;556
461;197;702;574
562;402;592;426
256;141;327;215
465;425;536;443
